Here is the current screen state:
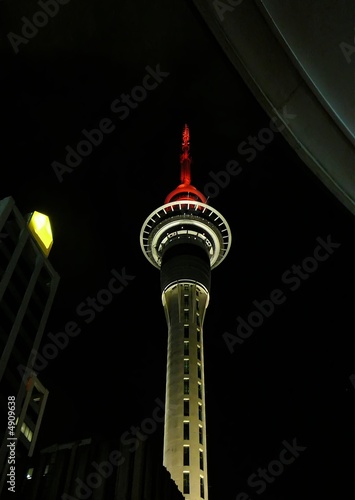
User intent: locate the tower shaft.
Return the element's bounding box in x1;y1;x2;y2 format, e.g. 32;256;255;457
162;282;208;499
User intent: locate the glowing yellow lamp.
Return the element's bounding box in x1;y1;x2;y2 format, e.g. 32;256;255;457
28;211;53;257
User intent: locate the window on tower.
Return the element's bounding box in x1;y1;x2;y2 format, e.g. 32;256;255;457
198;403;202;421
184;295;189;309
197;328;201;342
184;359;189;374
184;422;190;440
184;310;189;323
184;326;189;338
200;477;205;498
183;472;190;494
198;383;202;399
197;346;201;360
184;342;189;355
183;446;190;466
200;450;204;470
184;399;189;416
199;425;203;444
197;363;202;379
184;379;189;395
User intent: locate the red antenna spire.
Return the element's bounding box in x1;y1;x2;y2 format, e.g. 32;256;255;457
180;123;191;185
164;124;207;204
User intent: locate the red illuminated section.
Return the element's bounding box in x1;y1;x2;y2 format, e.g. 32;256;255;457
164;124;207;204
180;123;191;185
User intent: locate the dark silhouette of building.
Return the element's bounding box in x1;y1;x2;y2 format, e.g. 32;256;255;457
9;431;184;500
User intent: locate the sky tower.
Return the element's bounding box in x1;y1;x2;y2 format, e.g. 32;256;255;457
140;124;232;499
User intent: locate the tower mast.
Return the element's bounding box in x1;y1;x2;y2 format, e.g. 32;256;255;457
180;123;191;185
140;124;231;499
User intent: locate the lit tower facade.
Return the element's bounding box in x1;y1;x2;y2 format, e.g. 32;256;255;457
140;125;231;499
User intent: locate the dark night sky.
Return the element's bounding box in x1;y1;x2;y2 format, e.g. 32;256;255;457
1;1;354;498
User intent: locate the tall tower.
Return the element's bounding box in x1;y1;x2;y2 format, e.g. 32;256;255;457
140;125;231;499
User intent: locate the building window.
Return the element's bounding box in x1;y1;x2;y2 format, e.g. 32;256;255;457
184;326;189;338
196;315;200;327
198;403;202;421
184;400;189;416
20;421;33;442
26;468;34;480
184;295;189;309
197;363;202;379
184;310;189;323
196;299;199;311
184;422;190;440
198;383;202;399
184;359;189;374
199;426;203;444
184;342;189;355
197;328;201;342
184;379;189;395
200;450;204;470
197;346;201;360
200;476;205;498
183;472;190;494
183;446;190;466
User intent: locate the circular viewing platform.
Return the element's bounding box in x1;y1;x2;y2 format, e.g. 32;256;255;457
140;201;232;270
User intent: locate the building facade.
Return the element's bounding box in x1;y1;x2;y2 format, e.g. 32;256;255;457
0;196;59;496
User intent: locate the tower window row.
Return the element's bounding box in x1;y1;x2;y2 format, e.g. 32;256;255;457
183;472;205;498
183;399;203;421
183;422;204;445
183;342;202;360
184;358;202;379
183;379;203;401
184;327;201;342
182;446;204;471
182;288;202;332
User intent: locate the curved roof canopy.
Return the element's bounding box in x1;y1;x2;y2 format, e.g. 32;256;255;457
192;0;355;213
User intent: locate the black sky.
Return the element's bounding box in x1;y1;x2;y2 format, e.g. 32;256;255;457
1;1;354;498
